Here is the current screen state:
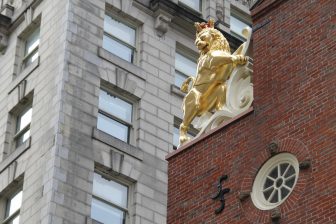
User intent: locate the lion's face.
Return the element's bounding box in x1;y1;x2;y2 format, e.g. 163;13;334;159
195;30;213;53
195;28;231;55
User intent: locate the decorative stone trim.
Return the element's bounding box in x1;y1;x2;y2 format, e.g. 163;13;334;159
98;47;146;81
154;12;171;37
8;56;39;94
92;128;143;161
0;137;31;174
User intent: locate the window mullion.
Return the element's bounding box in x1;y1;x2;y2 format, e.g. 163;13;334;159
98;109;132;127
92;195;128;213
13;123;30;140
104;32;135;50
22;46;39;62
2;209;20;224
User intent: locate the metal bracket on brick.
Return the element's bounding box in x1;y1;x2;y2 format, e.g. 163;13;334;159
211;174;230;214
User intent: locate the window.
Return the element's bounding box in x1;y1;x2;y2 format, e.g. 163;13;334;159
175;52;197;88
91;173;129;224
14;106;32;148
2;190;22;224
179;0;201;11
22;27;40;68
97;89;133;143
103;15;136;63
251;153;299;210
230;14;251;40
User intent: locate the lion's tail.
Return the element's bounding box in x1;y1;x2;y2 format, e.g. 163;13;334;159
180;76;195;93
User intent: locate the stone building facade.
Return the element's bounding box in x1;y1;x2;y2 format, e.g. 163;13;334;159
0;0;251;223
166;0;335;223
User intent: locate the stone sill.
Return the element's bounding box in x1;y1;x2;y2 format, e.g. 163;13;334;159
92;128;143;161
98;47;146;81
166;107;254;160
8;57;39;94
0;137;31;173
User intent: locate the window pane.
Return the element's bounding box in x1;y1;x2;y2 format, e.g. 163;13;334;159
99;90;132;123
16;129;30;147
93;173;128;208
103;35;134;62
97;113;129;142
175;53;197;78
179;0;201;11
104;15;135;46
91;198;125;224
270;189;279;203
230;15;250;38
263;177;274;189
24;51;39;67
17;108;32;132
25;28;40;56
7;191;22;217
269;167;278;179
173;127;179;147
11;215;20;224
284;165;295;178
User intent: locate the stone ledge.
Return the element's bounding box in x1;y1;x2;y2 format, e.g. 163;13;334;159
98;47;146;81
92;128;143;161
166;107;254;160
8;57;39;94
0;137;31;174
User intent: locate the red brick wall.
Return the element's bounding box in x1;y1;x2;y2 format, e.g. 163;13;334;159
167;0;336;223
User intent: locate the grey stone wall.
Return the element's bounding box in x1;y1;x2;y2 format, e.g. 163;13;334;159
0;0;250;223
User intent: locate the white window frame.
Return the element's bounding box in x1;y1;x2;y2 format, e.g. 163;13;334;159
13;106;32;148
251;153;299;210
2;190;23;224
97;88;136;144
103;13;137;63
91;172;133;224
174;48;197;88
22;26;40;69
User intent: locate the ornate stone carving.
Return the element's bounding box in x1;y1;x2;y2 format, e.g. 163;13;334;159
178;19;253;146
154;12;171;37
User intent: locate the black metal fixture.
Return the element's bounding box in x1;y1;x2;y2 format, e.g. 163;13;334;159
211;175;230;214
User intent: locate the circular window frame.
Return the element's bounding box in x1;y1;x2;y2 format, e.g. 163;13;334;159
251;153;299;210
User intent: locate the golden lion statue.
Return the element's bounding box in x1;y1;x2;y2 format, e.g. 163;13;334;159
179;19;248;146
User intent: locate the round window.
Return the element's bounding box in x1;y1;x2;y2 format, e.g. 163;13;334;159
251;153;299;210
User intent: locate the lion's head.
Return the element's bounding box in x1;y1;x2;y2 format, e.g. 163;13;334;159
195;19;230;55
